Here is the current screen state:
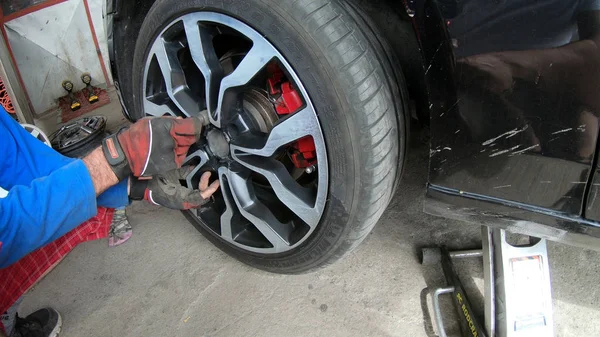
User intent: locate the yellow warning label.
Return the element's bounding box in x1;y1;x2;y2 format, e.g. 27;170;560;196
456;292;478;337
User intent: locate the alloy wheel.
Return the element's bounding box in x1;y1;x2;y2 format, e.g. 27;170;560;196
142;12;329;254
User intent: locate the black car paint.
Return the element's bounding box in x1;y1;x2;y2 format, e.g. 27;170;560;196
418;0;600;249
106;0;600;250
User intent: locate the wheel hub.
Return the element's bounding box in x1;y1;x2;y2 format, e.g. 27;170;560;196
206;129;230;158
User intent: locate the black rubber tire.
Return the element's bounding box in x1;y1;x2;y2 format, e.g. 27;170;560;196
343;0;411;199
50;117;107;159
59;133;106;159
132;0;407;273
351;0;428;123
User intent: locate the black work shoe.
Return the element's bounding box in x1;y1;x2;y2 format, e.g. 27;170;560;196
10;308;62;337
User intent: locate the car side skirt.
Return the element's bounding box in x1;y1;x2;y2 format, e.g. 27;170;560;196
425;184;600;251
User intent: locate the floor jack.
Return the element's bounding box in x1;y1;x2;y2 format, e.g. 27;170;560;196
422;227;554;337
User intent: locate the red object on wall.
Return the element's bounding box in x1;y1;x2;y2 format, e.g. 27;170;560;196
1;0;68;23
0;78;15;114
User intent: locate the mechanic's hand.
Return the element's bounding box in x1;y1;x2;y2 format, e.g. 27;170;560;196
130;167;220;210
102;117;202;181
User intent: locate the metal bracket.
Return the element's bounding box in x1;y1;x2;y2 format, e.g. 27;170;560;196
432;287;456;337
492;229;554;337
426;227;554;337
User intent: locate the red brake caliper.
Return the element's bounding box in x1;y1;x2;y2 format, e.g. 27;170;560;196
267;64;317;170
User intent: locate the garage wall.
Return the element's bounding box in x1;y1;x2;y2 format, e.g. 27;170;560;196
88;0;112;85
3;0;111;116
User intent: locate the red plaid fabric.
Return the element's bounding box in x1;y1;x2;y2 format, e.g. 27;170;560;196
0;207;114;316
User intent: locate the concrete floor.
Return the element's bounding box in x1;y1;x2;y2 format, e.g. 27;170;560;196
20;131;600;337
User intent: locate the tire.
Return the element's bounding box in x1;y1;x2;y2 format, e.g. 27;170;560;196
132;0;407;273
59;133;106;159
343;0;411;198
50;117;107;158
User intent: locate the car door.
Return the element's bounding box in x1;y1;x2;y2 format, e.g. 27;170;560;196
424;0;600;218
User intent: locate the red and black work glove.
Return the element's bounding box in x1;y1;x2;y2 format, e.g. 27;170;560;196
130;167;220;210
102;117;202;181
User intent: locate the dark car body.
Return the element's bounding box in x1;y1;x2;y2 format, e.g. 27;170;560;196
106;0;600;251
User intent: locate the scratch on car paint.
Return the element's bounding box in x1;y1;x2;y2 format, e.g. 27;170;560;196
551;128;572;135
482;125;529;145
440;112;445;117
540;181;552;184
489;149;510;157
549;137;559;142
429;103;433;110
588;186;599;210
493;185;512;189
445;98;462;115
577;124;586;132
570;181;586;184
480;149;486;153
425;63;433;75
482;145;521;158
425;42;444;75
506;125;529;138
510;144;540;155
455;129;461;134
430;146;453;156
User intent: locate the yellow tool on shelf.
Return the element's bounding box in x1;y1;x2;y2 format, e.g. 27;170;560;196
81;73;99;104
61;80;81;111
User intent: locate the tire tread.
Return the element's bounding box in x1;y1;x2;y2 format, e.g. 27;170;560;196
296;0;402;267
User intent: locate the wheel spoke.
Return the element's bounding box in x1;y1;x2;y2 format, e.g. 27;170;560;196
217;169;236;241
143;99;177;117
221;167;292;250
183;17;224;122
152;38;201;117
182;149;210;189
215;41;278;127
230;106;320;157
231;155;319;226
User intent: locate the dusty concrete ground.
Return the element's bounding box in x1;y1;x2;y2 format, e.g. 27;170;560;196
20;131;600;337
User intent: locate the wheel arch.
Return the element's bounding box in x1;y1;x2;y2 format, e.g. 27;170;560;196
106;0;159;121
354;0;431;125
